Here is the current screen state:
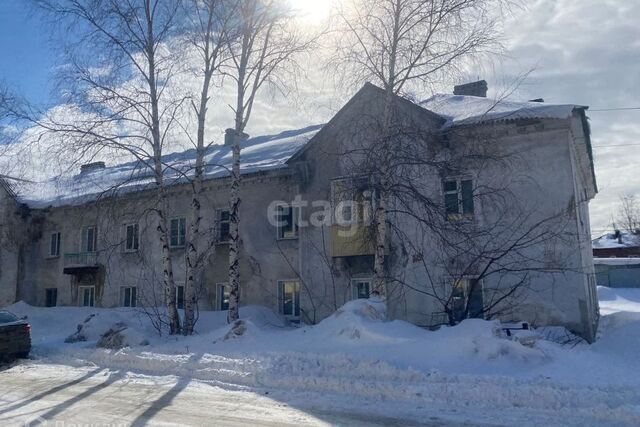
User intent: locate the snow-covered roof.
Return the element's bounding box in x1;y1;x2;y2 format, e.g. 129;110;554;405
593;257;640;266
592;232;640;249
420;94;585;129
17;125;322;208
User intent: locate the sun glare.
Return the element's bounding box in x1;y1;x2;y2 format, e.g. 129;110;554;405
289;0;335;24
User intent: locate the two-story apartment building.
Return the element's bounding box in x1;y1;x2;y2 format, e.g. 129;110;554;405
0;82;600;341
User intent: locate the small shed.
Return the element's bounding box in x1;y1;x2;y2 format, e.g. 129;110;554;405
594;258;640;288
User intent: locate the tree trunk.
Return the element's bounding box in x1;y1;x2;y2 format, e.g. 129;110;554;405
183;174;202;335
156;187;181;335
227;129;241;322
183;68;212;335
146;0;180;334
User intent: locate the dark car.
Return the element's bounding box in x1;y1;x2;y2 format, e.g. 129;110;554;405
0;310;31;361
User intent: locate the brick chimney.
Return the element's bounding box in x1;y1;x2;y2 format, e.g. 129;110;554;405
80;161;106;175
453;80;488;98
224;128;249;146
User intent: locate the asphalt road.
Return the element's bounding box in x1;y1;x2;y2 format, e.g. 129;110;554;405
0;362;466;427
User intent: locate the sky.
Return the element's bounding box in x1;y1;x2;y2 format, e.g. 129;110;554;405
0;1;55;107
0;0;638;237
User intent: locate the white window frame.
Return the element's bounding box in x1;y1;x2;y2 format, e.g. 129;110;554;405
276;204;299;240
169;217;187;248
278;280;301;320
49;231;61;258
216;210;231;243
443;177;475;221
78;285;95;307
120;286;137;308
216;283;230;311
82;226;98;253
351;278;372;300
123;223;140;253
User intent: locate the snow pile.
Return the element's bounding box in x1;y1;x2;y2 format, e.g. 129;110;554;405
420;93;582;129
5;288;640;426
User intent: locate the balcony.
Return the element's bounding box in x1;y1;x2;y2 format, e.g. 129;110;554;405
330;224;375;258
63;252;100;275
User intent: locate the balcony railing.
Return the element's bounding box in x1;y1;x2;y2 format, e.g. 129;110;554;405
63;252;98;268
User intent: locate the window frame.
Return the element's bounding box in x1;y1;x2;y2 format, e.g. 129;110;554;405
275;204;299;240
216;209;231;243
176;285;185;310
82;226;98;253
120;286;137;308
78;285;95;307
277;280;301;320
216;283;230;311
169;217;187;248
49;232;61;258
351;278;372;300
451;277;485;322
123;223;140;253
443;177;475;221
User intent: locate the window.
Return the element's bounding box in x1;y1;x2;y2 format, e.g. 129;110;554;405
443;178;474;221
276;205;299;239
278;280;300;318
45;288;58;307
124;223;139;252
49;232;61;257
176;285;185;309
82;226;97;253
79;286;95;307
216;283;230;311
121;286;137;307
451;278;484;322
170;218;186;247
352;278;371;299
217;210;230;243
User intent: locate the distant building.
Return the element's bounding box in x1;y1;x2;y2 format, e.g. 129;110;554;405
594;258;640;288
592;231;640;258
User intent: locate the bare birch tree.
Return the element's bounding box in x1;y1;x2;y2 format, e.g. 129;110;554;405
34;0;184;334
331;0;509;299
179;0;234;335
224;0;310;322
615;194;640;236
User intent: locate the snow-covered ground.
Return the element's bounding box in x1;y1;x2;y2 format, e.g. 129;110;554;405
2;287;640;426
